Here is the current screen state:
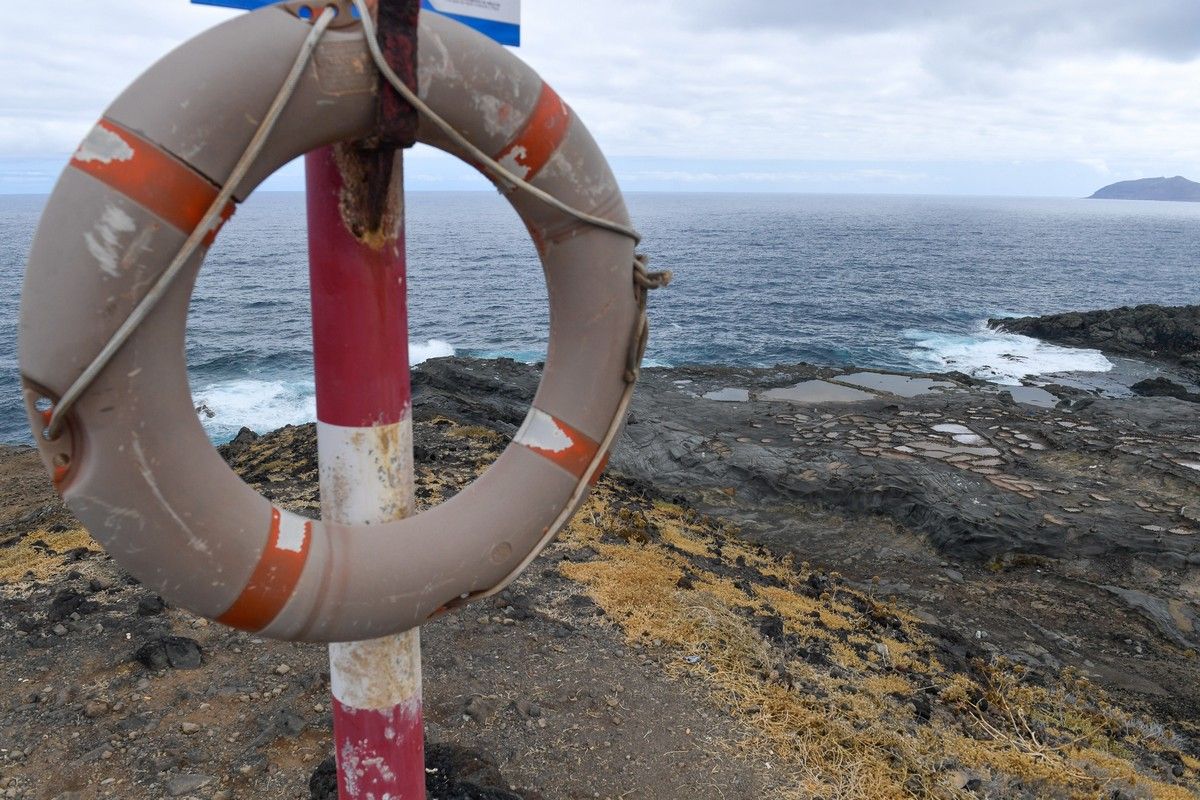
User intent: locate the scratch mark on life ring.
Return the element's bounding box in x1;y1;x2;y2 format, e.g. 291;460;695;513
131;434;209;553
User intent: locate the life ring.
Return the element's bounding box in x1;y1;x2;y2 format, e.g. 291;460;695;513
19;1;644;642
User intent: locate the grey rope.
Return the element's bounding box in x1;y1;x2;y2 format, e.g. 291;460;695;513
45;6;339;439
350;0;670;606
350;0;644;246
346;0;673;601
628;254;671;382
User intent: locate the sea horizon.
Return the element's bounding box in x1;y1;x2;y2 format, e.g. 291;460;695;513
4;191;1199;443
0;188;1171;199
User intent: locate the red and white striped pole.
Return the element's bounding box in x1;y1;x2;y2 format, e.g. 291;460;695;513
306;145;424;797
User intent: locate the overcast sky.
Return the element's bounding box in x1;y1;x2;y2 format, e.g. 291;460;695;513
5;1;1200;195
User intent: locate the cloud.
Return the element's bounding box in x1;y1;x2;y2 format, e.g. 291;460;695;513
679;1;1200;62
680;0;962;36
518;0;1200;173
3;1;1200;196
0;2;238;156
620;168;929;186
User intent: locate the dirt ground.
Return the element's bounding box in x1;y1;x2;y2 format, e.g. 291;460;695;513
0;412;1198;799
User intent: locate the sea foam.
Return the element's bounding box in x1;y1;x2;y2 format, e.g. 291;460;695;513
904;324;1112;385
410;338;456;364
193;378;317;442
194;338;457;442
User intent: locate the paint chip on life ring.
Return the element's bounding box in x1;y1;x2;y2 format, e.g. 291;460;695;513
75;125;135;165
514;408;573;453
275;512;311;553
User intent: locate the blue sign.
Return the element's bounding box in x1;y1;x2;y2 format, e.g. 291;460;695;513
192;0;276;8
192;0;521;45
419;0;519;46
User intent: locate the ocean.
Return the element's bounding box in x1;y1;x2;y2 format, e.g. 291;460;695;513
2;191;1198;444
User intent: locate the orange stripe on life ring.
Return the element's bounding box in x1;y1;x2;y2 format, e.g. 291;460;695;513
493;83;571;182
589;452;610;487
217;507;311;632
514;408;600;480
70;119;236;240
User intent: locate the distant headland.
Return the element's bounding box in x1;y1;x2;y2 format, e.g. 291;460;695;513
1088;175;1200;202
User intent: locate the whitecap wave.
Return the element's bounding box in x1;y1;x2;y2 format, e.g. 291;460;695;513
904;324;1113;385
194;338;456;442
410;338;455;364
193;378;317;442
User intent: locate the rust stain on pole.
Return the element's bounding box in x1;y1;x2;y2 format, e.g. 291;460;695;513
332;143;404;249
332;0;418;248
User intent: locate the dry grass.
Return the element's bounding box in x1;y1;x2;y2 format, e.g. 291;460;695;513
558;483;1200;800
0;528;98;583
444;424;506;444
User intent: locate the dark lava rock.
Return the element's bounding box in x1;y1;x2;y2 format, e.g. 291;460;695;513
804;573;830;598
217;426;261;461
136;594;166;616
1131;377;1200;404
275;709;306;737
308;744;528;800
413;357;536;433
912;693;933;723
425;743;526;800
757;614;785;642
308;756;337;800
134;636;203;670
989;304;1200;377
929;627;988;677
48;589;98;622
412;356;1200;571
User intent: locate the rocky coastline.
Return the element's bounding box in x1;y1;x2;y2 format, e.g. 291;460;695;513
989;304;1200;386
0;356;1198;798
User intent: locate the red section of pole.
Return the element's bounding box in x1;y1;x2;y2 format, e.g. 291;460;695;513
329;700;424;795
307;145;424;799
307;148;410;428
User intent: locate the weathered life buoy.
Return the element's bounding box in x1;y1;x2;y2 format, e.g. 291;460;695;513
19;1;645;642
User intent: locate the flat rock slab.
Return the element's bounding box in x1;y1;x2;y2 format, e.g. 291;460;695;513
702;388;750;402
932;424;974;435
760;380;876;404
835;372;957;397
952;434;987;445
1008;386;1058;408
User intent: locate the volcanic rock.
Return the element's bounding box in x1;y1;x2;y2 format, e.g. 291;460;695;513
134;636;203;671
989;304;1200;380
